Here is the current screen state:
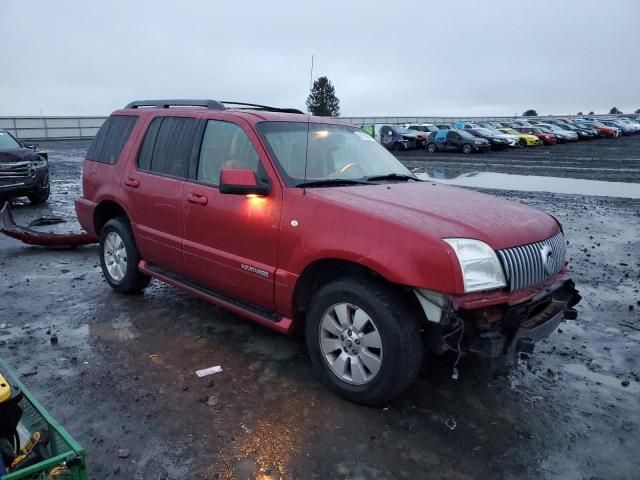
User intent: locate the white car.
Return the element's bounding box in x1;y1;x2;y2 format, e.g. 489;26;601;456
404;123;440;134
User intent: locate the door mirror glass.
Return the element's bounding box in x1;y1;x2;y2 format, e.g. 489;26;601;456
219;169;270;196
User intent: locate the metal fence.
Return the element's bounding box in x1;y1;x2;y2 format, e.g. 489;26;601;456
0;116;106;141
0;113;631;140
336;114;621;126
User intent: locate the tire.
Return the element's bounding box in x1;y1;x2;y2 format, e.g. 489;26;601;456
461;143;472;154
99;217;151;293
518;138;527;148
426;143;437;153
392;142;403;152
27;185;50;205
305;277;423;405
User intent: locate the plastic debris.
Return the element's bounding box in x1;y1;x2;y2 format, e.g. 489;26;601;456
195;365;222;377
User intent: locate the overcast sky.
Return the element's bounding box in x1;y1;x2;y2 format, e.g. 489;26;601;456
1;0;639;117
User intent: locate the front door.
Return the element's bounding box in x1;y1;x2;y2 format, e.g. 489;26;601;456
181;118;281;310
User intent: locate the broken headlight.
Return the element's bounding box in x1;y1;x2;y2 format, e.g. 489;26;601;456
444;238;507;293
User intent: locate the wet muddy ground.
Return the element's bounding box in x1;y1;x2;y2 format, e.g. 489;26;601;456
1;139;639;479
399;135;640;183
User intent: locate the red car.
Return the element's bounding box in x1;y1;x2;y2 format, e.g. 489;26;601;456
515;126;557;145
76;99;580;405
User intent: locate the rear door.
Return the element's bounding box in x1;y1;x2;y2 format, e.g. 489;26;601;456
445;131;460;151
121;115;201;275
181;117;281;310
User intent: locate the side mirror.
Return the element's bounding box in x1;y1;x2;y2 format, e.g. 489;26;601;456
219;169;270;196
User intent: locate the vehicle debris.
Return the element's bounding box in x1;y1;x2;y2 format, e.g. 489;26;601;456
195;365;223;377
0;201;97;247
28;216;66;227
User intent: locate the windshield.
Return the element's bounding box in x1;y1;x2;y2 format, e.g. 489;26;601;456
0;130;21;149
257;122;414;187
474;128;495;136
456;129;475;139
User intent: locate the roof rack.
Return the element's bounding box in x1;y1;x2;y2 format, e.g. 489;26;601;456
221;101;304;114
124;99;225;110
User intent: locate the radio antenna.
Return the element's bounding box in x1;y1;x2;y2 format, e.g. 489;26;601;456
302;114;311;195
303;55;314;195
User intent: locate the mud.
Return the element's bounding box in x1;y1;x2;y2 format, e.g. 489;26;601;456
0;140;639;479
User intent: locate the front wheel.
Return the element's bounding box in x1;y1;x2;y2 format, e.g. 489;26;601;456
27;185;50;205
305;278;423;405
426;143;437;153
99;218;151;293
518;138;527;147
461;143;473;154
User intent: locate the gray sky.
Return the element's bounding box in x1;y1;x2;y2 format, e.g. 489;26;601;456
1;0;639;117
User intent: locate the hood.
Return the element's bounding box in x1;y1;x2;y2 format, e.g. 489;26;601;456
0;148;39;164
309;182;559;250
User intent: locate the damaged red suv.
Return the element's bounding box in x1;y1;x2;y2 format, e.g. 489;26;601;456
76;100;580;405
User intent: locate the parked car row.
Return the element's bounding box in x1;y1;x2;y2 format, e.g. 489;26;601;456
361;115;640;154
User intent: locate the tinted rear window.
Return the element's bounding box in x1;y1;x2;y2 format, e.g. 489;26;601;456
86;115;137;164
137;116;200;178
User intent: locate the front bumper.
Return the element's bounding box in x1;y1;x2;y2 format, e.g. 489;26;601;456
0;166;49;197
465;278;580;362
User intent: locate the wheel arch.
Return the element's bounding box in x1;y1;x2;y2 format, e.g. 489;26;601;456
93;200;130;236
291;258;422;327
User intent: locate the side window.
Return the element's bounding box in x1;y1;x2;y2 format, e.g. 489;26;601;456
86;115;137;164
137;116;199;178
449;132;459;140
197;120;260;185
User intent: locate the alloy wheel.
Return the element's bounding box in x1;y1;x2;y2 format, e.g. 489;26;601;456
319;302;383;385
104;231;127;282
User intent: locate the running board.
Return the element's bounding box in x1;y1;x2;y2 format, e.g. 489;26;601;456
138;260;294;334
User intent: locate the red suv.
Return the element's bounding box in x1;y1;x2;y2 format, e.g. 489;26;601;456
76;100;580;405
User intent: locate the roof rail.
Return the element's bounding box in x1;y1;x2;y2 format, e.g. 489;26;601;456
221;101;304;115
124;99;226;110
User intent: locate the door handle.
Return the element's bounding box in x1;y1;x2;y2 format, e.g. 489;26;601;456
125;177;140;188
187;193;208;206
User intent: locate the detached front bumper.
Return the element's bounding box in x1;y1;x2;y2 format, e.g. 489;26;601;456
466;279;580;361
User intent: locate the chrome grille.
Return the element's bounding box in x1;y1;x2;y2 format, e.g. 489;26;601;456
0;162;33;179
497;232;566;291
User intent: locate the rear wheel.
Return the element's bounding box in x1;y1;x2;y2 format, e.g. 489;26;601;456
426;143;437;153
461;143;473;154
305;278;423;405
99;218;150;293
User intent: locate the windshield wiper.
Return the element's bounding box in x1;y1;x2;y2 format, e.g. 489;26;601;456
296;178;372;188
364;173;422;182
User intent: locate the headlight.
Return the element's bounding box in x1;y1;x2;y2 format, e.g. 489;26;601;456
443;238;507;292
32;159;48;169
474;140;483;144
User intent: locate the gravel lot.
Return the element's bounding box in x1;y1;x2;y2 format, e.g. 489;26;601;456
1;139;639;479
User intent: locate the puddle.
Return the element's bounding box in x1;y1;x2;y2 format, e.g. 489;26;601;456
563;363;640;393
87;318;138;342
416;171;640;199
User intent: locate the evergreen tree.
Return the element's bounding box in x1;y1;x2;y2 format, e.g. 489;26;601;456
306;76;340;116
609;107;622;114
522;109;537;116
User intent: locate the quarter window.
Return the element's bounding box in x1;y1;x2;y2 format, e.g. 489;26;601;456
86;115;137;164
197;120;260;185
